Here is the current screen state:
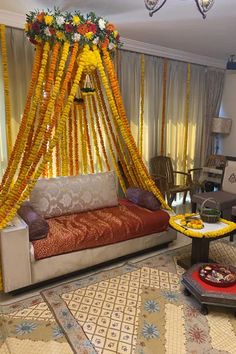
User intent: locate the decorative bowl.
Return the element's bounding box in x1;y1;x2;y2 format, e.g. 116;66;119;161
199;264;236;287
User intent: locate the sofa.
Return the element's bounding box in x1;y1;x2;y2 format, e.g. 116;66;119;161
0;171;176;292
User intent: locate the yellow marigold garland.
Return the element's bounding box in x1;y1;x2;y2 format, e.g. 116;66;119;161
68;108;74;176
98;47;169;208
139;54;145;156
169;214;236;238
0;42;50;203
73;105;79;175
0;41;70;221
0;24;12;155
78;106;86;173
94;72;136;187
0;45;42;192
0;47;86;228
82;104;94;173
87;96;103;171
91;95;110;171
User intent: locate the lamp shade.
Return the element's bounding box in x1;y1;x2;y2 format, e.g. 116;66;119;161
211;117;232;134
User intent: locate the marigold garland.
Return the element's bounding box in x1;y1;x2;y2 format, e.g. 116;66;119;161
0;24;12;155
0;42;50;203
78;106;86;173
0;44;42;193
82;104;94;173
0;48;86;228
0;41;71;221
91;95;110;171
98;47;169;208
73;105;79;175
87;96;103;171
94;72;136;187
139;54;145;156
68;108;74;176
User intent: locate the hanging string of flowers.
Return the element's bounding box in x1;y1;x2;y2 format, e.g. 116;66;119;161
139;54;145;156
0;24;12;155
98;47;169;209
0;42;50;202
86;96;103;171
25;8;121;50
94;72;136;188
73;105;79;175
0;48;87;228
0;45;42;192
91;95;110;171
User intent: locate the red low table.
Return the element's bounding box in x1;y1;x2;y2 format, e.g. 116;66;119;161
182;263;236;315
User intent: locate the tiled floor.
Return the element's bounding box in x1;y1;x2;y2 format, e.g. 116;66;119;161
0;201;192;305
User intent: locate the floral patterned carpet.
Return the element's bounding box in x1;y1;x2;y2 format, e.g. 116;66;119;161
0;240;236;354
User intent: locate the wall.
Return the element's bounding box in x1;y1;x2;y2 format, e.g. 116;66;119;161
220;70;236;157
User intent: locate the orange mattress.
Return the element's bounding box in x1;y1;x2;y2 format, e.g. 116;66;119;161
32;199;170;260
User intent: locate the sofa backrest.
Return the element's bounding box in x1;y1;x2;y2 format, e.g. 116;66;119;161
29;171;118;218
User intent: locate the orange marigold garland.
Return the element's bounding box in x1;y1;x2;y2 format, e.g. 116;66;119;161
87;95;103;171
91;95;110;171
0;41;50;203
0;47;86;228
0;44;42;192
0;24;12;155
98;47;169;209
94;72;135;187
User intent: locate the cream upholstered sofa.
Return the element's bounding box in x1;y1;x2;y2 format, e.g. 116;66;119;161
0;171;176;292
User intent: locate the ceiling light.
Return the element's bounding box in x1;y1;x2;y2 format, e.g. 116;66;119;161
144;0;215;19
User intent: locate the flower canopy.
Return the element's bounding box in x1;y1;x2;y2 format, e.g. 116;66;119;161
25;8;121;50
0;7;170;245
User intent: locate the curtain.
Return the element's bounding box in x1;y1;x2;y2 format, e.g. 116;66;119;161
118;49;225;174
0;27;34;178
205;68;225;158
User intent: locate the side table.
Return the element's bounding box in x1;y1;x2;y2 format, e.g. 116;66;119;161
182;263;236;316
169;214;236;269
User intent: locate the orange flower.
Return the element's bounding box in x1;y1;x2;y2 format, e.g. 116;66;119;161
77;24;89;35
101;38;109;49
106;23;115;32
36;11;45;22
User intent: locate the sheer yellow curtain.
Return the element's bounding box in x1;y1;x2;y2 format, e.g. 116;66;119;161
0;27;34;179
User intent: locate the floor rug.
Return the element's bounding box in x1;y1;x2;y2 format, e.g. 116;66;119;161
1;240;236;354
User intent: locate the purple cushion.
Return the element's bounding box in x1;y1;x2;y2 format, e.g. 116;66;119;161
17;202;49;241
126;187;161;211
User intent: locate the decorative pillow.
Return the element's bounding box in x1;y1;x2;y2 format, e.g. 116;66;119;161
29;171;118;218
126;187;161;211
17;202;49;241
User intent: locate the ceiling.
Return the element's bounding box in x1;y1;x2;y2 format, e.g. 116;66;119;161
0;0;236;62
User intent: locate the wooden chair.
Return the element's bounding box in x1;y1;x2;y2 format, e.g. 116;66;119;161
150;156;193;206
188;155;226;193
192;157;236;220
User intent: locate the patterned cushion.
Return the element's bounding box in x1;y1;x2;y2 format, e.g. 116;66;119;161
126;187;161;211
29;171;118;218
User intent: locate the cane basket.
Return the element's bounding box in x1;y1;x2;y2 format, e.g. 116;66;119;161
200;198;221;223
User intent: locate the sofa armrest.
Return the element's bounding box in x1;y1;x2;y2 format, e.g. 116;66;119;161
0;215;32;292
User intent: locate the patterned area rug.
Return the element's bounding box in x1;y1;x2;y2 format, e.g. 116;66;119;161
0;240;236;354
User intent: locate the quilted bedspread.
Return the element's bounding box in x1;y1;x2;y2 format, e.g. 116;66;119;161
32;199;170;260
